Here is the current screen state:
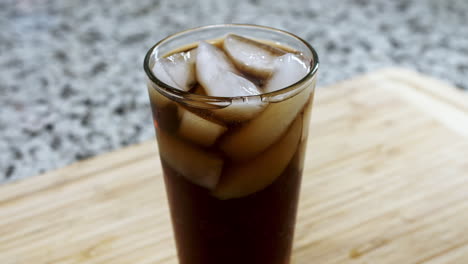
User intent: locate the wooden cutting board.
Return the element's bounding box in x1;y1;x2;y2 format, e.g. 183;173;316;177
1;68;468;264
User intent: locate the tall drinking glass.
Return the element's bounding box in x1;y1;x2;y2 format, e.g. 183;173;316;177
144;24;319;264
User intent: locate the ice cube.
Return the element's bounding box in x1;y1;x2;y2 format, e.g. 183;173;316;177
220;88;310;161
150;50;197;126
161;50;197;91
158;129;223;189
152;60;180;89
152;50;196;91
264;53;309;93
213;115;302;199
178;110;227;147
223;34;285;79
196;41;261;97
212;97;266;123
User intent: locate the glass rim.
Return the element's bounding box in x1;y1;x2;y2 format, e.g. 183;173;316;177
143;24;319;104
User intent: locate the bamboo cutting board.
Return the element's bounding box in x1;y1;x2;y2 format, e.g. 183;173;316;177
1;68;468;264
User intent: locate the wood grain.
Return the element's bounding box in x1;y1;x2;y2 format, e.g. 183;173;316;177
1;69;467;264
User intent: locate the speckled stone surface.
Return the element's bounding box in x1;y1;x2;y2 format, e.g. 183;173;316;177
1;0;467;183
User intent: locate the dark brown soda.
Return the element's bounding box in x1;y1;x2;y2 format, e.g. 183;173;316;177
161;151;303;264
148;38;314;264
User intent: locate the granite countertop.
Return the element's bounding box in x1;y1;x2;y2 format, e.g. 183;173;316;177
1;0;467;183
